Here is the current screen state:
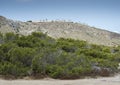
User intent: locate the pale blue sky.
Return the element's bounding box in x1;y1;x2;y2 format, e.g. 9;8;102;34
0;0;120;33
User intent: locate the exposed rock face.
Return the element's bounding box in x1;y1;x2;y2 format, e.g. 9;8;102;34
0;16;120;46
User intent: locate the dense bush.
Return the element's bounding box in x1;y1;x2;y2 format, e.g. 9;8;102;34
0;32;120;79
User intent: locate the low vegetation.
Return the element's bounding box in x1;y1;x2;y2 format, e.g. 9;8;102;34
0;32;120;79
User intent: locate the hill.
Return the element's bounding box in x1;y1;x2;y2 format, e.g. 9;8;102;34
0;16;120;46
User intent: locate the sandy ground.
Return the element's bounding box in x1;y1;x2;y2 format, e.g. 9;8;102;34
0;74;120;85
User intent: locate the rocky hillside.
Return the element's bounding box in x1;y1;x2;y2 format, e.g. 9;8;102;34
0;16;120;46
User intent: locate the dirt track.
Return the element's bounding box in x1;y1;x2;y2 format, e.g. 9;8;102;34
0;74;120;85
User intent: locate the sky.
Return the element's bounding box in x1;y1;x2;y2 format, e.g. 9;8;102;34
0;0;120;33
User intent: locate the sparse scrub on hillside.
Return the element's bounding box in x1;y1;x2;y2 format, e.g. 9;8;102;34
0;32;120;79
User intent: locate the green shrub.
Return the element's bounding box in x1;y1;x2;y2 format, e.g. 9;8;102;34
9;47;35;67
0;32;119;79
